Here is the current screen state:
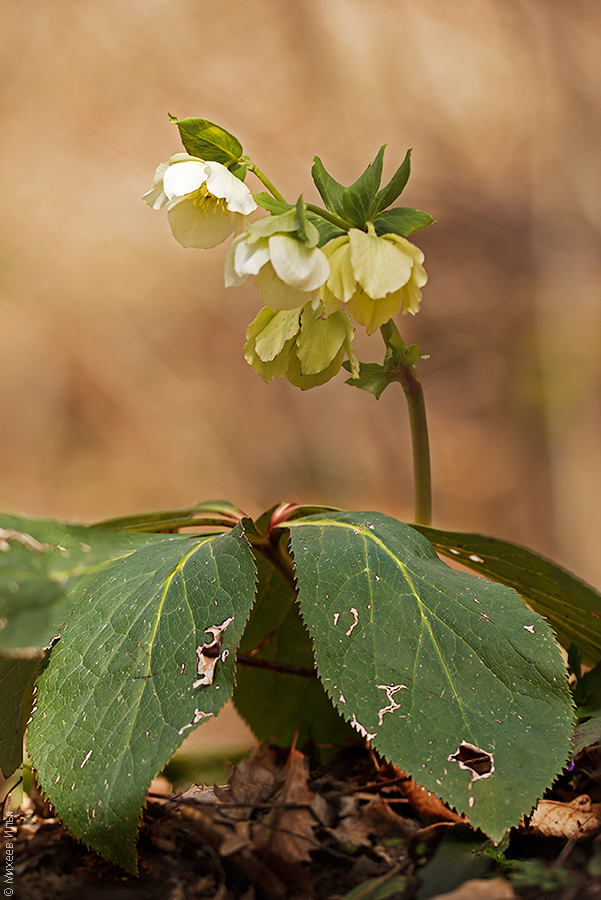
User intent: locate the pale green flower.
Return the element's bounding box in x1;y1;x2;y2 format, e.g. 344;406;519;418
320;228;427;334
244;302;358;390
143;153;256;249
225;223;330;311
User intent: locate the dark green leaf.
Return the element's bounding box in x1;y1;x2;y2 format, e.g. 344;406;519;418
305;211;346;246
174;117;243;166
342;871;408;900
96;499;244;533
341;146;386;228
0;515;150;650
311;156;346;219
415;825;493;900
343;342;425;399
571;658;601;715
572;715;601;755
374;208;435;237
373;149;412;215
414;525;601;666
288;511;573;842
342;358;399;399
234;549;358;752
28;524;256;872
0;649;42;778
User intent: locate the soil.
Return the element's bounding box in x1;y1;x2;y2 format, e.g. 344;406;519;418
5;744;601;900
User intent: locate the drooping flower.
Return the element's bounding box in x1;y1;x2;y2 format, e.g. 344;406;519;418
320;227;427;334
143;153;256;249
225;209;330;311
244;302;358;390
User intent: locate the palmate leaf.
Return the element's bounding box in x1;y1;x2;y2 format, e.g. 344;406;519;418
28;524;256;872
413;525;601;666
287;511;573;841
233;549;359;752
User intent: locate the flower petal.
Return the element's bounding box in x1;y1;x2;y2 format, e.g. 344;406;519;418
244;307;297;382
324;238;356;303
167;197;239;249
204;162;257;215
399;279;423;315
254;308;302;361
255;263;317;310
296;307;349;375
233;236;271;277
346;285;404;335
349;229;414;298
319;283;344;317
268;235;330;291
163;160;209;201
142;161;171;209
142;154;196;208
224;235;248;287
286;344;346;390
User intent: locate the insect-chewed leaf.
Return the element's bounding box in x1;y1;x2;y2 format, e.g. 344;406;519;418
288;511;573;842
27;524;256;872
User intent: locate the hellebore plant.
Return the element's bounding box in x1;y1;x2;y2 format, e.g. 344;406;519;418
2;116;600;875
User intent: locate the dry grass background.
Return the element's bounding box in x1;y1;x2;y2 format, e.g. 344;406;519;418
1;1;600;591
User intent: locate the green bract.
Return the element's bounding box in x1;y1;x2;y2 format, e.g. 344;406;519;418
243;303;358;389
312;146;434;237
143;154;256;249
321;228;428;334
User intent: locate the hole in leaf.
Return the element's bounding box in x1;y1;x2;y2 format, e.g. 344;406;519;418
448;741;494;782
193;616;235;687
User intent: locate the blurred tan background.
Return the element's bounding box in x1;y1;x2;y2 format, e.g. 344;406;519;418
1;0;600;597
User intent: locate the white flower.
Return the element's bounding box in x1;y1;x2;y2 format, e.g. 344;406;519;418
225;229;330;311
320;228;427;334
143;153;257;249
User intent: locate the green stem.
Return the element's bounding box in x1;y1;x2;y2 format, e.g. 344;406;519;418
246;162;288;204
305;203;349;233
380;320;432;526
246;163;349;233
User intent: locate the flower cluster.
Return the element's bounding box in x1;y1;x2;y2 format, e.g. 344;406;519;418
144;119;431;389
